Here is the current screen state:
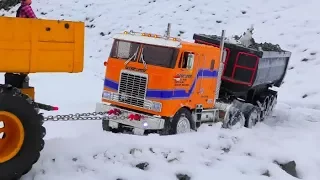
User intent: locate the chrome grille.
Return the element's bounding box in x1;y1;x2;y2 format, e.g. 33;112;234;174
118;71;147;107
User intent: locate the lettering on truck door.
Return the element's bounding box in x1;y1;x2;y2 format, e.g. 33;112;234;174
173;51;197;101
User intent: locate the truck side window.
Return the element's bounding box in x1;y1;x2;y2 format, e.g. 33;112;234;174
179;52;194;69
186;54;194;70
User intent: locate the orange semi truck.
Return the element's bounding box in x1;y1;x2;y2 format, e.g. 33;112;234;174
95;24;291;135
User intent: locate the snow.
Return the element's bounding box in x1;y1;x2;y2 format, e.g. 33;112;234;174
1;0;320;179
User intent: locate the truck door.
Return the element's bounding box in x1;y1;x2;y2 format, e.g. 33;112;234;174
173;51;198;100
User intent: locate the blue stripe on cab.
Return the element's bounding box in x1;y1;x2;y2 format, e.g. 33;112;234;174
104;68;218;99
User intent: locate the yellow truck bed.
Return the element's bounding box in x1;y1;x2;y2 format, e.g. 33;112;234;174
0;16;84;73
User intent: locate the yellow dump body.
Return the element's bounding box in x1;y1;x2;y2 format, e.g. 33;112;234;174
0;17;85;73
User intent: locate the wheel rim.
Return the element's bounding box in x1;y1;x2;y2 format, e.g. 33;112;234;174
0;111;25;163
176;116;191;134
248;109;259;128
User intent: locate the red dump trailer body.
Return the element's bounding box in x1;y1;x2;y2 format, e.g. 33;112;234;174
193;33;291;101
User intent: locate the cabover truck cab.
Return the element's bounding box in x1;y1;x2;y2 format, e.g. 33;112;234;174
95;28;248;135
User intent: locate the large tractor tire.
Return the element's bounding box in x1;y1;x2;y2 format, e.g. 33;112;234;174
0;86;45;180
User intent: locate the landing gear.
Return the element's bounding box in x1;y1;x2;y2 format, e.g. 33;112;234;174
0;86;45;180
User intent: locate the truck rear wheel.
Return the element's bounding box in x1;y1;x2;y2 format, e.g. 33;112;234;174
242;105;261;128
0;87;45;180
222;107;246;129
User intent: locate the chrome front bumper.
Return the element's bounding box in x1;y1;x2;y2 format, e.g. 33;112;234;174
95;102;165;134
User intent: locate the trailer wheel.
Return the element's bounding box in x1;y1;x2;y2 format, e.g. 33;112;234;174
266;95;277;116
222;107;246;129
242;105;261;128
260;96;269;120
170;108;194;134
0;88;45;180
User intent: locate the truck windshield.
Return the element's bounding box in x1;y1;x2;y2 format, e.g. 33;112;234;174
140;44;178;68
110;40;140;60
110;39;179;68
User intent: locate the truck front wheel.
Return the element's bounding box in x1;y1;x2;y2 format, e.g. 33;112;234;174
0;88;45;180
169;108;195;135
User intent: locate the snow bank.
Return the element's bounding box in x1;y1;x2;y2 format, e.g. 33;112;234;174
22;103;320;180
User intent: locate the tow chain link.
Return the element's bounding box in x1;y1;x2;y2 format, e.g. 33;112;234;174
43;111;109;121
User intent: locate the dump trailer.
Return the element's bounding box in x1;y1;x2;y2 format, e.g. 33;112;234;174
193;33;291;120
0;16;85;180
95;24;291;135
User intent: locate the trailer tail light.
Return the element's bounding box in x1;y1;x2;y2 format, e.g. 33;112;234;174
52;106;59;111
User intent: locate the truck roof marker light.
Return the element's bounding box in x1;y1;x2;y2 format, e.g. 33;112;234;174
124;31;128;34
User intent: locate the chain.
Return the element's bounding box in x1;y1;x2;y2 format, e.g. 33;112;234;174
43;111;109;121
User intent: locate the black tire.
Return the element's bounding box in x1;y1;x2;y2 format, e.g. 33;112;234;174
168;108;195;135
241;105;261;128
258;95;269;121
222;107;246;129
102;118;111;131
0;86;45;180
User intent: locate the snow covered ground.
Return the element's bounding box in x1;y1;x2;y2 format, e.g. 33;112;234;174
1;0;320;179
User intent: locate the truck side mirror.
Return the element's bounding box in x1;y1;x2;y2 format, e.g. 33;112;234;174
187;54;194;70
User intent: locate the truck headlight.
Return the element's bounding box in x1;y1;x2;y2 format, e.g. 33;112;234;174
102;91;112;99
151;102;162;112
